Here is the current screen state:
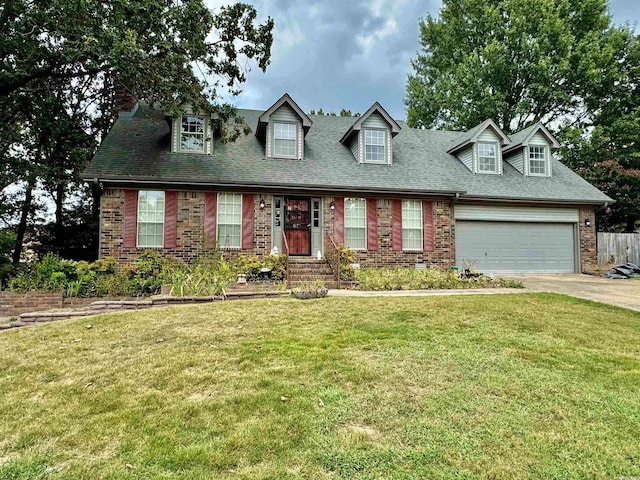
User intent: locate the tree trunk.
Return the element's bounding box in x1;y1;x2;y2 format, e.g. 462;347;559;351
54;183;64;253
12;182;34;264
626;216;637;233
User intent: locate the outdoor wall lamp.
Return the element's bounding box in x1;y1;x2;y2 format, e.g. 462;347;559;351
259;198;265;209
584;218;591;227
329;201;335;211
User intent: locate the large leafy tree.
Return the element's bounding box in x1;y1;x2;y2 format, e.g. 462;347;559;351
562;31;640;232
405;0;619;133
0;0;274;261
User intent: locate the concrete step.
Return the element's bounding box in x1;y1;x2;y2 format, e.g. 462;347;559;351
288;257;327;263
290;280;339;289
290;273;337;280
288;267;335;274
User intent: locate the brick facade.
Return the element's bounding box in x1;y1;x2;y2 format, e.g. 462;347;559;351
101;189;269;264
100;188;595;273
579;207;597;272
322;197;455;269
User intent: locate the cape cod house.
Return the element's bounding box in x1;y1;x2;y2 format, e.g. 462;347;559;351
83;91;611;281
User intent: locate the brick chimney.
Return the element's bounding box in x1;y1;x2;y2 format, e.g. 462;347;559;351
114;82;138;117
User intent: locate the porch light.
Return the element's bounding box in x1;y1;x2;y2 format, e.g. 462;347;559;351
259;198;265;209
584;218;591;227
330;201;335;211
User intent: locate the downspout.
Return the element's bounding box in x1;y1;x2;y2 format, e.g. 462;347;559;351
93;179;103;260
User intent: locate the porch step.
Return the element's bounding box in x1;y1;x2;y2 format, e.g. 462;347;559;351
287;257;339;288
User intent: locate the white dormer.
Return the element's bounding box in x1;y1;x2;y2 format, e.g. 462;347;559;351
169;106;215;155
503;123;560;178
339;103;401;165
447;119;510;175
256;93;312;160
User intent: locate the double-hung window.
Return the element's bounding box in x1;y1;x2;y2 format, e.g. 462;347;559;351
402;200;422;250
180;116;206;152
478;142;498;173
364;129;385;163
344;198;366;250
273;122;297;157
137;191;165;247
217;193;242;248
528;146;547;175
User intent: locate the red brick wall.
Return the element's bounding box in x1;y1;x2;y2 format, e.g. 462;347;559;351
579;207;597;272
100;189;270;264
101;189;454;268
0;291;63;317
322;196;455;269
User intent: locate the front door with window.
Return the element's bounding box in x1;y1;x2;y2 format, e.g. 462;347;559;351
285;197;311;255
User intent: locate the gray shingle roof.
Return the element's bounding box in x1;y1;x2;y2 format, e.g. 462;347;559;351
83;104;612;204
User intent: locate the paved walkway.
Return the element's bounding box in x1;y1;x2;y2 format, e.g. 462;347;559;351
329;274;640;312
501;274;640;312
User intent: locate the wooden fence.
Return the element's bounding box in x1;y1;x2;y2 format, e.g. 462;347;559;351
597;232;640;265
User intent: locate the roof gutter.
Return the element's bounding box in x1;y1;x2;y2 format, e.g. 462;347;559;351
86;176;466;198
458;195;613;206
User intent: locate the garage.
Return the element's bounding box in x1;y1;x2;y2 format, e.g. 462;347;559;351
455;205;578;274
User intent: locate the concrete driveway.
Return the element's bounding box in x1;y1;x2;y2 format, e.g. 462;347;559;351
503;274;640;312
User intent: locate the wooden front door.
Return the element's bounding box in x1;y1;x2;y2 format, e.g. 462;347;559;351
285;197;311;255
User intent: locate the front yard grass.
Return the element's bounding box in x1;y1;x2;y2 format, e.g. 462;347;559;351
1;294;640;479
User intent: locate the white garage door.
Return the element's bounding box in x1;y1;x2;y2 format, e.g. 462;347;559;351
455;221;576;274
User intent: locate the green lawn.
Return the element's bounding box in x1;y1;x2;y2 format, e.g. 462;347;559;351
1;294;640;479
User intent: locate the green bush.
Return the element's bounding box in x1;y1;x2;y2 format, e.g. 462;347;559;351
291;280;328;299
127;251;171;295
166;263;232;297
354;267;523;291
234;253;286;281
2;250;317;298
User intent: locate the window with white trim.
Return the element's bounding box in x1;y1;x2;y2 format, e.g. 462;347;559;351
180;116;206;152
364;129;386;163
273;122;297;157
217;193;242;248
478;142;498;173
137;191;164;248
344;198;366;250
402;200;422;250
528;145;547;175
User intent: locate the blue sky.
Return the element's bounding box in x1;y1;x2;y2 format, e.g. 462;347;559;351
207;0;639;120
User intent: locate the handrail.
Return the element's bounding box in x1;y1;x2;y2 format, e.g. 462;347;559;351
282;231;290;289
324;231;341;290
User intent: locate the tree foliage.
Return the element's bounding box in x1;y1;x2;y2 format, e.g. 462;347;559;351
562;31;640;231
0;0;274;261
405;0;620;133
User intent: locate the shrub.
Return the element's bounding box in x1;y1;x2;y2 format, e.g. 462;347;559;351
354;267;523;291
167;263;232;297
291;280;328;299
127;251;172;295
234;253;286;281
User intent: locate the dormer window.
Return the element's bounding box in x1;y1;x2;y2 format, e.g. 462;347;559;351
364;129;386;163
528;146;547;175
273;122;297;158
180;116;206;153
478;142;498;174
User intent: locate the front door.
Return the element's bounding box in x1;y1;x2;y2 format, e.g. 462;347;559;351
285;197;311;255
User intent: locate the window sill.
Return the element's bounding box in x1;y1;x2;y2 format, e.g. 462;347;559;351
178;149;208;155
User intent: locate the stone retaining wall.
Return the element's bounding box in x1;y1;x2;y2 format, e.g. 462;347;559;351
3;291;289;329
